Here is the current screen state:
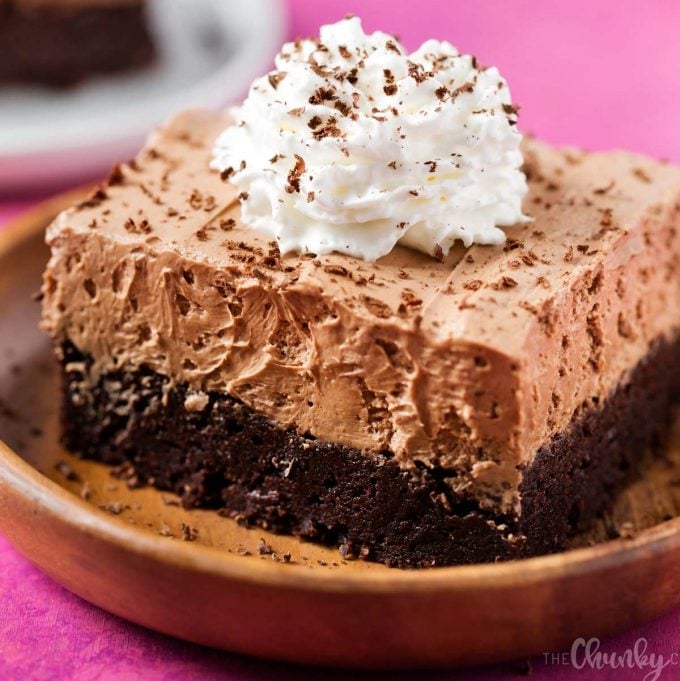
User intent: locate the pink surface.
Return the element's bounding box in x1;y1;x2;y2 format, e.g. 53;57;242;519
291;0;680;162
2;1;680;679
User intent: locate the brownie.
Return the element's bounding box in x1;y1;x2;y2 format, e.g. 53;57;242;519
0;0;155;86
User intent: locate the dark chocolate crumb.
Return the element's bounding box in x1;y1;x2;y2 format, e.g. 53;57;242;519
99;502;128;516
181;523;199;541
55;460;80;482
258;538;274;555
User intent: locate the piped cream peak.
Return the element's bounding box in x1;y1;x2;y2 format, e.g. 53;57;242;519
211;16;529;261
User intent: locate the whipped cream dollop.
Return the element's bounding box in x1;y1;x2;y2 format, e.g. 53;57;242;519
211;17;529;261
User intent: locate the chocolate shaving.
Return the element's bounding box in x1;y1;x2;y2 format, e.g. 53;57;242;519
124;218;152;234
434;87;449;102
451;82;474;99
308;115;322;129
334;99;352;117
107;164;125;186
346;68;359;85
463;279;482;290
632;167;652;183
385;40;401;54
407;61;430;84
323;264;350;277
383;69;398;96
492;276;518;290
599;208;614;227
268;71;287;90
312;117;342;140
77;187;108;209
309;87;337;105
593;180;615;195
286;155;306;194
308;55;332;79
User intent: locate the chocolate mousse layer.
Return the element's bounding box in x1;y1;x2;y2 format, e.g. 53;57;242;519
0;0;154;86
41;109;680;565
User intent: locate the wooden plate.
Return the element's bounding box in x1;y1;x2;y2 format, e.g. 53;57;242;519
1;192;680;670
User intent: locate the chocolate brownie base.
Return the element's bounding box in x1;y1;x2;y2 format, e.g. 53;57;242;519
0;1;154;86
60;334;680;567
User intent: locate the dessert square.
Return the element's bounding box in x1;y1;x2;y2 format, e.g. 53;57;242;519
41;109;680;566
0;0;155;86
40;17;680;566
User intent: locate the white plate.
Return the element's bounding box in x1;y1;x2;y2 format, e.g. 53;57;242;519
0;0;286;192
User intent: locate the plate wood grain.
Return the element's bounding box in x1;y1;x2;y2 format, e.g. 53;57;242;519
1;192;680;669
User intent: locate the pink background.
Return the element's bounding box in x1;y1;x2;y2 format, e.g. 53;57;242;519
2;1;680;678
